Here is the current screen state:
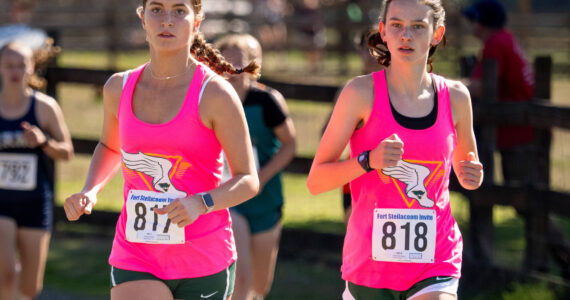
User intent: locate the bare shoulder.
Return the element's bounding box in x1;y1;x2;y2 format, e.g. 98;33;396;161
33;91;66;131
103;72;126;100
34;91;60;113
199;73;242;129
201;73;239;106
102;72;128;115
445;78;473;125
337;74;374;107
347;74;374;93
446;78;471;106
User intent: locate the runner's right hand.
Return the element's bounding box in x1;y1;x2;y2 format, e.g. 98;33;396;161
369;133;404;169
64;192;97;221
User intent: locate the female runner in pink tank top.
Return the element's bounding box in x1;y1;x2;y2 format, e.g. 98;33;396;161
308;0;483;299
63;1;260;299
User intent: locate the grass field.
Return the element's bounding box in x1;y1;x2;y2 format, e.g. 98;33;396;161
43;50;570;299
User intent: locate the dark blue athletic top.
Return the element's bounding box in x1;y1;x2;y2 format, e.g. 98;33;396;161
0;92;54;201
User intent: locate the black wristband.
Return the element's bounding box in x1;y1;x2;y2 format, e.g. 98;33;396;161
357;150;374;173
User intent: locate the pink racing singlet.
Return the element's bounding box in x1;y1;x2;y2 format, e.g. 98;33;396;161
343;70;462;290
108;63;236;279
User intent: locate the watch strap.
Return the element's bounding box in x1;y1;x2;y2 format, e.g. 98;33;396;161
357;150;374;173
199;193;214;214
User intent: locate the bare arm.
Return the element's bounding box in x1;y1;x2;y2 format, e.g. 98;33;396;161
155;75;260;227
202;77;260;208
308;74;406;195
64;73;124;220
449;79;484;190
22;93;74;160
307;76;373;195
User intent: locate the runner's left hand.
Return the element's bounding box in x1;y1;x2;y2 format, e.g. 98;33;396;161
21;121;47;147
458;152;483;190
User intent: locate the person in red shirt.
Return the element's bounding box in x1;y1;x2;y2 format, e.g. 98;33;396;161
464;0;535;176
464;0;570;277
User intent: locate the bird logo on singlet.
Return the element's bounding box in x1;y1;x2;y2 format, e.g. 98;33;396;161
382;160;441;208
121;149;188;197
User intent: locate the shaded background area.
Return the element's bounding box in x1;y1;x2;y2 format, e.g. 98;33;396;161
1;0;568;78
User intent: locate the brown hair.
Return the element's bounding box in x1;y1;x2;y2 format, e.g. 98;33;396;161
140;0;260;78
367;0;446;68
0;39;60;90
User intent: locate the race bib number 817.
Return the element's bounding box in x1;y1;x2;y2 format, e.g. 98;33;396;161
125;190;185;244
372;208;436;263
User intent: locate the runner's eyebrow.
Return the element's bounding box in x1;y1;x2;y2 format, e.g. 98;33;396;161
148;2;189;8
388;17;429;23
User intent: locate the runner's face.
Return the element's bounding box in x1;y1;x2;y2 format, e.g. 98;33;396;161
0;47;33;87
141;0;200;51
380;0;437;65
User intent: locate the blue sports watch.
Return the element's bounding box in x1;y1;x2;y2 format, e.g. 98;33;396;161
199;193;214;214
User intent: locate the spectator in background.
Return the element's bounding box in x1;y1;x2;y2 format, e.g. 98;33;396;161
0;42;74;300
463;0;535;164
463;0;570;277
216;34;296;300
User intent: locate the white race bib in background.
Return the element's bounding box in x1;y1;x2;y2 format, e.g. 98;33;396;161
0;153;37;191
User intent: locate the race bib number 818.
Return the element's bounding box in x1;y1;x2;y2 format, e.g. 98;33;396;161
372;208;436;263
125;190;185;244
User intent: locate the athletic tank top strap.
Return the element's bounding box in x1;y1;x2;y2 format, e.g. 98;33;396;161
26;91;39;124
112;63;233;279
0;91;38;124
367;70;453;134
118;63;207;127
389;77;438;130
430;73;455;132
186;64;207;126
344;70;460;290
117;64;146;119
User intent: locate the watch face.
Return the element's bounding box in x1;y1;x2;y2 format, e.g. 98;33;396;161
202;193;214;207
